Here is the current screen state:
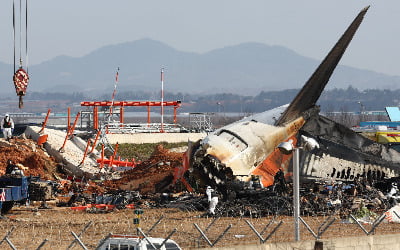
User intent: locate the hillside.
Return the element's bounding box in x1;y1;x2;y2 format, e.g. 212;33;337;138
1;39;400;97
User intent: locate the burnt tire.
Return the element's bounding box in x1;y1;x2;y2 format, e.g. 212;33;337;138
1;201;14;214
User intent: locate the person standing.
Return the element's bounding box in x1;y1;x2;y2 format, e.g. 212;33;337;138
6;159;16;174
206;186;219;216
1;114;14;141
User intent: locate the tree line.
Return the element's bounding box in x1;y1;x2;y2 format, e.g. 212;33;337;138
21;86;399;115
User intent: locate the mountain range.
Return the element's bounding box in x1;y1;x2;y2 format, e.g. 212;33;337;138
1;38;400;97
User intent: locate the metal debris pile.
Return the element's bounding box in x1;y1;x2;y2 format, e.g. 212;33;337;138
150;177;400;218
103;144;184;194
3;127;400;220
0;132;175;212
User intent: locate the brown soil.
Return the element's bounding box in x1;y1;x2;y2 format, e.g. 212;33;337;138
0;138;58;179
104;145;184;193
0;137;183;195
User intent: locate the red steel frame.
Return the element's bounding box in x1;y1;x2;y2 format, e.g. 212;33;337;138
38;109;51;134
59;112;81;152
81;101;181;130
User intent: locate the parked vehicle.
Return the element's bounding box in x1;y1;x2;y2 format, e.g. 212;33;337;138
0;175;29;214
0;174;55;214
96;234;181;250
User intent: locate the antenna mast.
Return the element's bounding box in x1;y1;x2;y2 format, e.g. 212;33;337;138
108;67;120;122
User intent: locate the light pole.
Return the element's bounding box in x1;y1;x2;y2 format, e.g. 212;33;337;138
277;135;319;241
217;102;221;113
216;102;226;124
293;147;300;241
357;101;365;121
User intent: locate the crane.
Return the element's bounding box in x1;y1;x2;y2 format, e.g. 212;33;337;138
12;0;30;109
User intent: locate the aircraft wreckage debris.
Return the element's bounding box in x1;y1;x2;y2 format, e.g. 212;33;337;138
2;5;400;237
1;130;399;220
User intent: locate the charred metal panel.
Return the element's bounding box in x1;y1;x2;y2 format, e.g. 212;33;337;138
301;152;398;181
252;135;298;187
299;115;400;181
302;115;400;164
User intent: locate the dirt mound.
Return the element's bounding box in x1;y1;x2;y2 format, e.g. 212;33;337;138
0;138;58;179
0;136;184;196
104;145;184;193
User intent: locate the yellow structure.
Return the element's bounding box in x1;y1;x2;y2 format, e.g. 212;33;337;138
376;131;400;143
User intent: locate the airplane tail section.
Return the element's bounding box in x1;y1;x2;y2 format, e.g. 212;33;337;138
276;6;369;126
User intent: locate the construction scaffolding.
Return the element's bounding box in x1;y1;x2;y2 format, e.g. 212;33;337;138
80;100;181;131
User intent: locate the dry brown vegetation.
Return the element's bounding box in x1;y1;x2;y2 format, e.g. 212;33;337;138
3;206;400;249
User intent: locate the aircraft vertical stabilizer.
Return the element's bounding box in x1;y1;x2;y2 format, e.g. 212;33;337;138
276;6;369;126
186;6;372;194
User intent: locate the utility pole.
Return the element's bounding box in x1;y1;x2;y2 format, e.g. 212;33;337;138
293;147;300;241
357;101;365;122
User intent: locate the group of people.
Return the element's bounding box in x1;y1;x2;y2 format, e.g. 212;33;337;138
1;113;14;141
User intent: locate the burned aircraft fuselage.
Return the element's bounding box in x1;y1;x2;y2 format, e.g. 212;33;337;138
187;6;372;195
191;113;305;188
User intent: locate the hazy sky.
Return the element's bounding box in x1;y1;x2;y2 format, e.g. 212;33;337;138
0;1;399;76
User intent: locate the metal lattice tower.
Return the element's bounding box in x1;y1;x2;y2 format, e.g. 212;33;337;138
99;123;114;154
98;109;120;154
189;112;214;132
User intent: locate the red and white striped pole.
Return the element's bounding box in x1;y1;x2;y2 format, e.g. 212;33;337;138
160;68;164;133
109;67;119;121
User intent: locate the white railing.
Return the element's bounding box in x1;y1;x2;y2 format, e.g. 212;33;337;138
105;122;185;134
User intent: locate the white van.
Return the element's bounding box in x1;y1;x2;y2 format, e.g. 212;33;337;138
96;234;182;250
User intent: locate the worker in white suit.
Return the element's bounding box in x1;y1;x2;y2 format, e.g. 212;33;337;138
1;114;14;141
206;186;219;215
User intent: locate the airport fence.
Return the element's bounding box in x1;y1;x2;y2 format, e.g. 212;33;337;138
2;207;400;249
